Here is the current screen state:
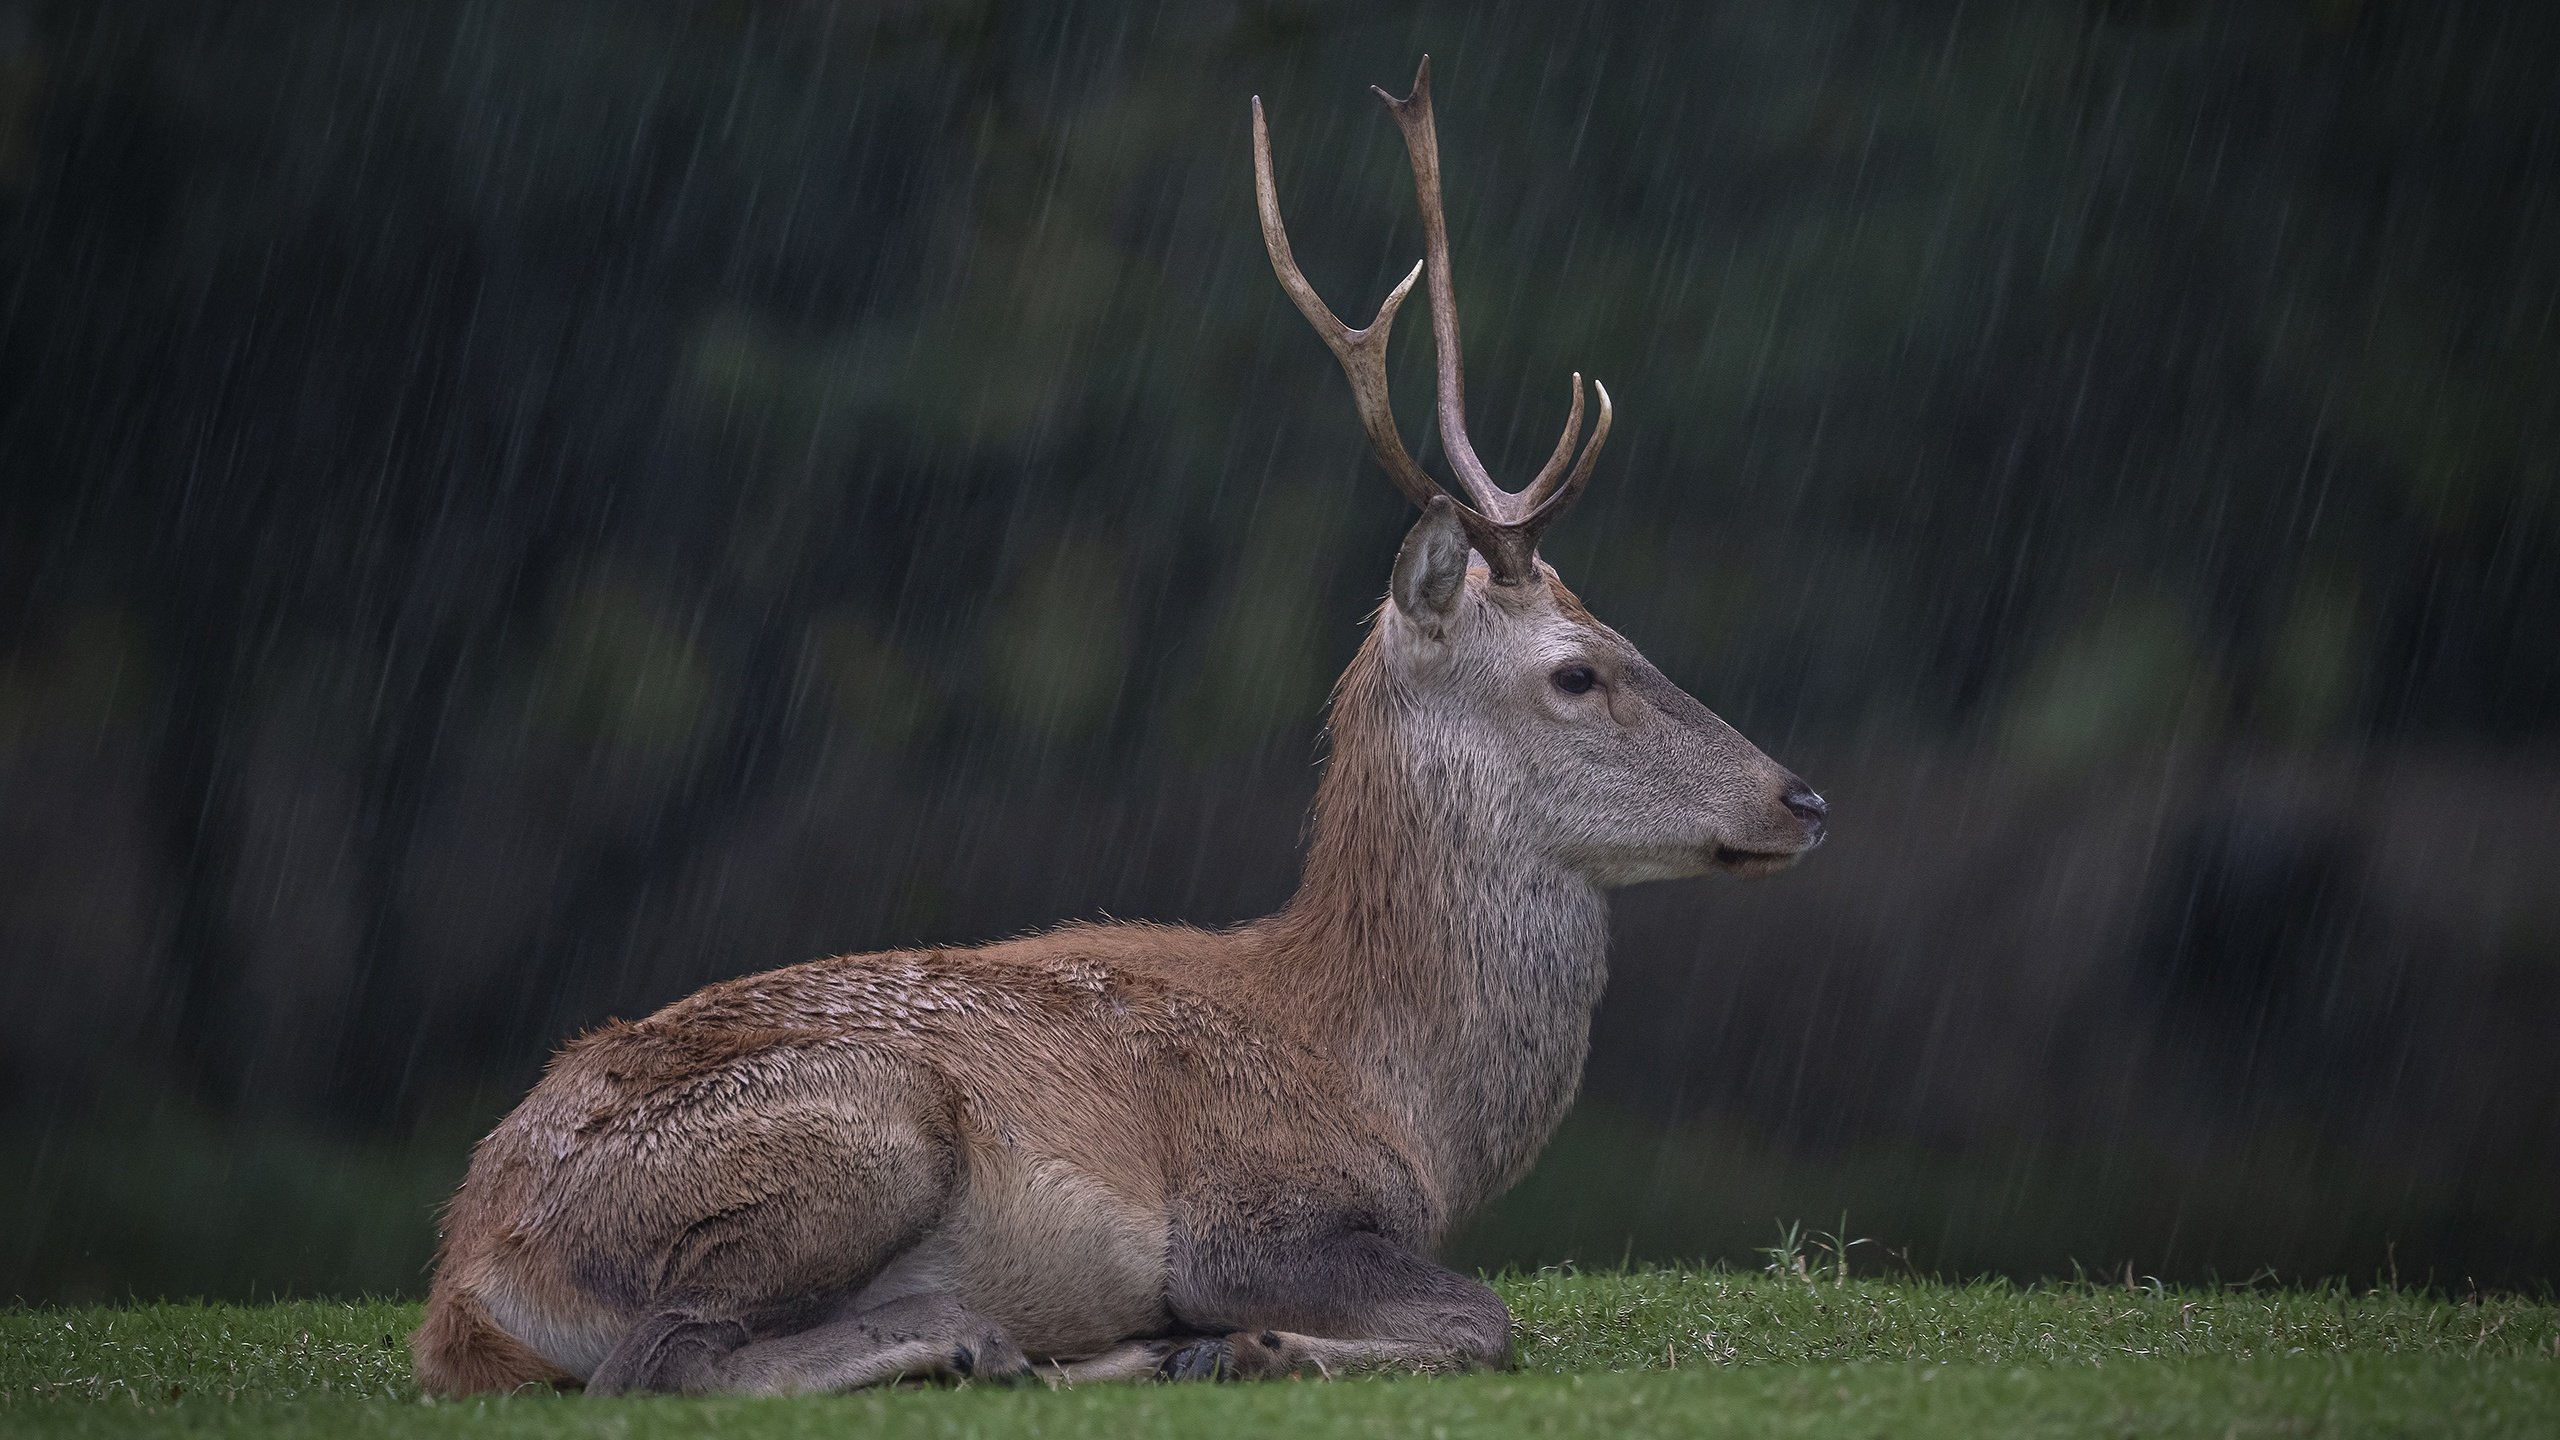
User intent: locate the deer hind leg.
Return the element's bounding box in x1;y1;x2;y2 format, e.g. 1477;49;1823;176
582;1062;1027;1396
592;1292;1034;1396
1053;1229;1509;1384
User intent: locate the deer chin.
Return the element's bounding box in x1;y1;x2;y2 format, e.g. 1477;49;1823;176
1709;843;1810;878
1579;836;1814;886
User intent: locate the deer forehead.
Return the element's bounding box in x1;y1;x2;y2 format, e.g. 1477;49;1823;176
1461;577;1611;660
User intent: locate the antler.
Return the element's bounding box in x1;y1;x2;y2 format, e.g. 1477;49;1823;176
1253;55;1612;585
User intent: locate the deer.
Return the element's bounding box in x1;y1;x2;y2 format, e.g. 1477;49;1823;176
412;57;1825;1397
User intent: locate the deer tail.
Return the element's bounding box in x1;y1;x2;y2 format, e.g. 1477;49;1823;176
411;1280;570;1397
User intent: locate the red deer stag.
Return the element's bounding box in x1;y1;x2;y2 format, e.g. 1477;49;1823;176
414;57;1825;1396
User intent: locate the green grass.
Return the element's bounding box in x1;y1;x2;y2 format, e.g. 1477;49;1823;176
6;1271;2557;1437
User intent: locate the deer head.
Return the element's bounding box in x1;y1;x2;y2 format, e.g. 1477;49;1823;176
1256;58;1825;883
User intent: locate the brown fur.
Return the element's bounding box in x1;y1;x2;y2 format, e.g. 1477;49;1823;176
413;1262;572;1394
415;594;1818;1395
418;65;1822;1396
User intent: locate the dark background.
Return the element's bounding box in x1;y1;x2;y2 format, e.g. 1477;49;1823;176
3;0;2555;1303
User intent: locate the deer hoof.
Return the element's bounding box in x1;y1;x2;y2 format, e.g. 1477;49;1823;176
952;1331;1036;1386
1153;1337;1235;1382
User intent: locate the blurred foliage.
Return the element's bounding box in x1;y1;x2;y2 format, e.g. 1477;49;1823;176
2000;591;2217;771
1453;1104;2533;1291
0;0;2555;1295
0;1099;469;1304
6;0;2553;774
519;576;720;758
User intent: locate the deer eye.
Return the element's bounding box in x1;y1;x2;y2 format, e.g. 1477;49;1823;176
1551;665;1598;695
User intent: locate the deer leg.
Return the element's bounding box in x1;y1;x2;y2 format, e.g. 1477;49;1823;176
1151;1324;1493;1380
1049;1329;1478;1384
1054;1228;1509;1383
589;1292;1033;1396
580;1063;1015;1397
725;1291;1034;1394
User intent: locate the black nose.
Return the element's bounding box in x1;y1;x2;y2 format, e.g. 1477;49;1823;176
1782;780;1828;825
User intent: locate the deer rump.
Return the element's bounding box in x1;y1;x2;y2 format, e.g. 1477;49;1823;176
415;57;1822;1397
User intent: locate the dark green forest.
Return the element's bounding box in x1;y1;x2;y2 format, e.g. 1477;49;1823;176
1;0;2555;1300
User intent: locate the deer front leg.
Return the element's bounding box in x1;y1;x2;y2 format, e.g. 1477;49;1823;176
1150;1322;1497;1381
1052;1228;1509;1383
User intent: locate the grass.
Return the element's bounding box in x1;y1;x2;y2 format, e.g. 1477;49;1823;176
6;1269;2557;1437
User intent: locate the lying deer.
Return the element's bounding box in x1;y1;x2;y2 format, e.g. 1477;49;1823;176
414;57;1825;1396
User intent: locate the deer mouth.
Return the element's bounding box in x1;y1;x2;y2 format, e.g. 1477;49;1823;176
1711;844;1809;878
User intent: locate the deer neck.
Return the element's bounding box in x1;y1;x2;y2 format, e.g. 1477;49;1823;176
1259;642;1611;1225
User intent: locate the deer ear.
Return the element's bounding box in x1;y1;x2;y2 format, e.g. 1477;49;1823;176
1391;496;1470;637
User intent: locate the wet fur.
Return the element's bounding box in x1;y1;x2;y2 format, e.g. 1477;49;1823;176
416;560;1816;1396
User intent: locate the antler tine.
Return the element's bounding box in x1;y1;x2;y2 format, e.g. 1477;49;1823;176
1519;373;1587;513
1252;96;1445;516
1520;378;1612;539
1374;57;1510;524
